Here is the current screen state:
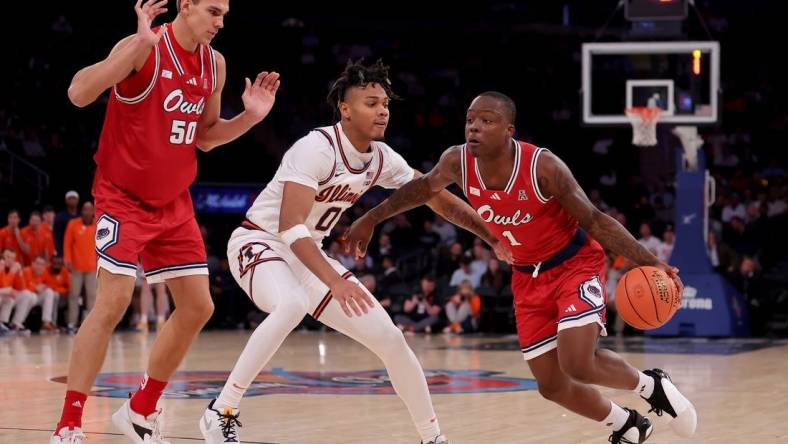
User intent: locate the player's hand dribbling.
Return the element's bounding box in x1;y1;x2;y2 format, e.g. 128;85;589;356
242;72;281;122
135;0;168;46
658;262;684;303
490;239;514;265
343;215;375;260
329;278;375;318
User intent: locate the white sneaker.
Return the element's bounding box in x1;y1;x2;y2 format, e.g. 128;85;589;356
641;368;698;438
111;400;170;444
50;424;86;444
199;399;242;443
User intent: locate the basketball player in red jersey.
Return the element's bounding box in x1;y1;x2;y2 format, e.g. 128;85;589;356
53;1;280;443
347;92;698;443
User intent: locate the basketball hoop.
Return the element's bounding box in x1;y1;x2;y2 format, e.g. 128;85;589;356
626;107;661;147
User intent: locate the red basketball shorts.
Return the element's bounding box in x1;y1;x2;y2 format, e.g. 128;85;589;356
92;170;207;283
512;238;608;361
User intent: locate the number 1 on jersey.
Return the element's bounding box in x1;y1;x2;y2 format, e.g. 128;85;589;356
502;230;523;246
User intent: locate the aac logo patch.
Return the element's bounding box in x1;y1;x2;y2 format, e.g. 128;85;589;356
51;369;538;399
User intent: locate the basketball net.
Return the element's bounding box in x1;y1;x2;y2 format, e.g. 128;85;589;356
625;107;661;147
673;126;703;172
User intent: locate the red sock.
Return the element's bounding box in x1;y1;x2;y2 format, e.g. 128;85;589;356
129;374;167;417
56;390;87;434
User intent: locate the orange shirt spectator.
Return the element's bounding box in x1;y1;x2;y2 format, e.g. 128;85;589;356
0;210;28;259
0;262;26;291
64;215;96;272
21;215;56;265
22;264;47;292
44;264;71;295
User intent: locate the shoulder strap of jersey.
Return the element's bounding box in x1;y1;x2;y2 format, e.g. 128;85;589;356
313;128;338;185
367;145;385;189
527;143;552;204
206;44;218;92
460;144;468;196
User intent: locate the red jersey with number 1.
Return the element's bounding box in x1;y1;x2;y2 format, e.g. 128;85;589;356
461;140;578;265
95;24;217;208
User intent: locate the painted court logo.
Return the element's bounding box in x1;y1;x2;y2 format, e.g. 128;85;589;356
51;369;537;399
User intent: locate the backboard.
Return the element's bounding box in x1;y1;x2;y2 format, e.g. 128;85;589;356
582;41;720;125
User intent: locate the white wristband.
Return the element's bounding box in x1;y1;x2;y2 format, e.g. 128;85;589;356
279;224;311;246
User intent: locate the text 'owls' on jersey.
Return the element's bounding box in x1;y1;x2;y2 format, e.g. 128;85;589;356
246;124;414;243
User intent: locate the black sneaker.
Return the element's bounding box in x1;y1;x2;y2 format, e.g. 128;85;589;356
422;435;448;444
609;408;652;444
641;369;697;437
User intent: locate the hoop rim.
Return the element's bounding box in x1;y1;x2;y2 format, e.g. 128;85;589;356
625;106;662;123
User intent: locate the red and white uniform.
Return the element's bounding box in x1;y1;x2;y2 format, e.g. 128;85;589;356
93;24;216;282
461;140;607;360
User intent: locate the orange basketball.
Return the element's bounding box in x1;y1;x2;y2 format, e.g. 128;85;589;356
615;266;680;330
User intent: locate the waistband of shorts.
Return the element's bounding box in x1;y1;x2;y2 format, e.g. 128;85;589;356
514;228;587;275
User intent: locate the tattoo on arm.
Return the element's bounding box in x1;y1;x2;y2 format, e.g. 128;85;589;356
429;191;498;246
539;152;660;267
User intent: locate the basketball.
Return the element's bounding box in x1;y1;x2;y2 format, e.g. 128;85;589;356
615;266;680;330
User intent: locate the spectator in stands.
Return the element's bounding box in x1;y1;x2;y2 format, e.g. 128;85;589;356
377;255;403;294
436;241;464;279
443;280;481;334
637;222;662;257
469;239;490;276
16;256;58;332
327;240;355;270
721;193;746;223
657;226;675;263
418;219;442;252
360;274;392;315
432;215;457;246
450;255;482;288
64;201;96;331
45;256;70;327
386;214;416;250
395;274;442;333
53;190;79;255
724;216;758;257
374;232;397;259
481;258;509;293
0;249;28;333
136;281;170;332
767;185;786;217
42;205;56;238
21;210;55;265
0;209;30;259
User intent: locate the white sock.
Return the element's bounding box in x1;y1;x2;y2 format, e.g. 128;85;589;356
602;401;630;431
634;371;655;399
415;416;441;443
139;314;148;323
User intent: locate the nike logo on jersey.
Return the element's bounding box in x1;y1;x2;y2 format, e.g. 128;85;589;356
334;172;345;177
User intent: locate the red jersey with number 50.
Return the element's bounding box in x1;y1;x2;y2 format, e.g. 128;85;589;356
95;24;217;208
461;140;578;265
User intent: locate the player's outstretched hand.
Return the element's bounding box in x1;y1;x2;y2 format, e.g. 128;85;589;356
658;262;684;303
329;278;375;317
491;239;514;265
343;215;375;260
135;0;168;46
243;71;281;122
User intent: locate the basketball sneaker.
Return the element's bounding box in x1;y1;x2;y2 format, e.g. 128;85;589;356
50;424;86;444
111;399;170;443
640;368;698;437
199;399;242;443
422;434;449;444
608;408;652;444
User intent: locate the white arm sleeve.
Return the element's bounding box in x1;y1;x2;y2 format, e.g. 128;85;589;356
376;143;416;189
277;132;335;191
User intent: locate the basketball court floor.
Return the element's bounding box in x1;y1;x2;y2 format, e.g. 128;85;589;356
2;331;787;443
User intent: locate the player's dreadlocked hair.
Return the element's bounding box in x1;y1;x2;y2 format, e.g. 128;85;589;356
327;59;400;118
